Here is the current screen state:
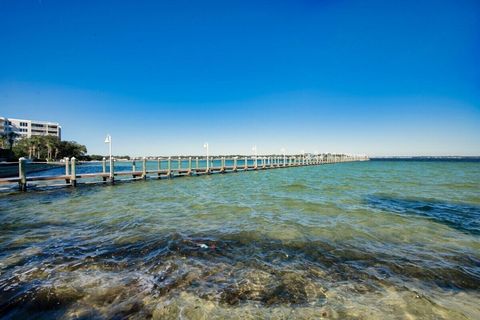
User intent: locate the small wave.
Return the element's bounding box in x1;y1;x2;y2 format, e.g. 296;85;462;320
284;183;309;192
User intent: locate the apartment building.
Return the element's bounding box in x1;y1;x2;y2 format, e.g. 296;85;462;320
0;117;62;140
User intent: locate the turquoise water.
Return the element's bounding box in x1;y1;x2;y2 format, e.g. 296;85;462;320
0;161;479;319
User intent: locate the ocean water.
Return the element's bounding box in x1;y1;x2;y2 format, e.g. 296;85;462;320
0;160;479;319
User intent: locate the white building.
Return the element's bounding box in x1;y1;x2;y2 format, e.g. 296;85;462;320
0;117;62;140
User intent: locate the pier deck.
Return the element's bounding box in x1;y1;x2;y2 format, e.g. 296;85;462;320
0;154;369;192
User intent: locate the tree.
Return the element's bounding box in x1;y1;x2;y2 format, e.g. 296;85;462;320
0;133;6;149
12;136;87;160
57;140;87;159
44;136;60;161
6;132;18;152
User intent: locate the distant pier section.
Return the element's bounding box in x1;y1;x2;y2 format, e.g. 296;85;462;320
1;154;369;192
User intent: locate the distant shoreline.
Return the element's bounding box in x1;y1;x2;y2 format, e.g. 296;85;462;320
370;156;480;162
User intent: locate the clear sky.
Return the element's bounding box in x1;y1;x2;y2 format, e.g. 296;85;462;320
1;0;479;156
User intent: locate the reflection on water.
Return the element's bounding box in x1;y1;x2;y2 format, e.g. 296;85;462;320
0;161;479;319
365;195;480;235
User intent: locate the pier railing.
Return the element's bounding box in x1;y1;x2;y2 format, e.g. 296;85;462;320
0;154;369;191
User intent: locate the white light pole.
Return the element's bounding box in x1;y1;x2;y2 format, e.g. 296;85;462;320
203;142;209;170
104;134;112;177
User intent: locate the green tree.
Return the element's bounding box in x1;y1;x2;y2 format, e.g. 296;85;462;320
12;136;87;160
57;140;87;159
6;131;18;152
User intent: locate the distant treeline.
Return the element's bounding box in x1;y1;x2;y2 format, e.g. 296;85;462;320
85;155;131;161
371;157;480;162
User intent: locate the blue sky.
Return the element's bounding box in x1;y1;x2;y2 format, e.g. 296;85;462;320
1;0;479;156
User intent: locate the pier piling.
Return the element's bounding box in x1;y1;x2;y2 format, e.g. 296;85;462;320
102;157;107;182
65;157;70;184
18;157;27;191
70;157;77;187
142;157;147;179
109;156;115;184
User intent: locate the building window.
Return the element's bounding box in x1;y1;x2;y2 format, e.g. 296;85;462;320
20;122;28;127
31;123;45;128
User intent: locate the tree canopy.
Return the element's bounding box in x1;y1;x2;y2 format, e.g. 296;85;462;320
5;135;87;161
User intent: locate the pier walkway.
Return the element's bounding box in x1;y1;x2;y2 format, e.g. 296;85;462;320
0;154;369;192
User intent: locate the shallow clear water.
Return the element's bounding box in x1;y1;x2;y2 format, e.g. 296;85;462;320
0;161;479;319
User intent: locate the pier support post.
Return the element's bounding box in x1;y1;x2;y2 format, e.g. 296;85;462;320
178;157;181;171
188;157;192;175
18;157;27;191
244;157;248;170
142;157;147;179
65;157;71;184
221;157;225;173
65;157;70;175
167;157;172;177
70;157;77;187
157;157;161;178
109;156;115;184
132;158;136;178
102;157;107;182
233;157;237;171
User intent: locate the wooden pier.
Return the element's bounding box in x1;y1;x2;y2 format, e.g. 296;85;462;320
0;154;369;192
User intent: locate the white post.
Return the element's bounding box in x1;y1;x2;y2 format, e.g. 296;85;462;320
65;157;70;184
204;143;209;171
70;157;77;187
157;157;162;179
19;157;27;191
167;156;171;177
142;157;147;179
65;157;70;176
105;134;114;182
